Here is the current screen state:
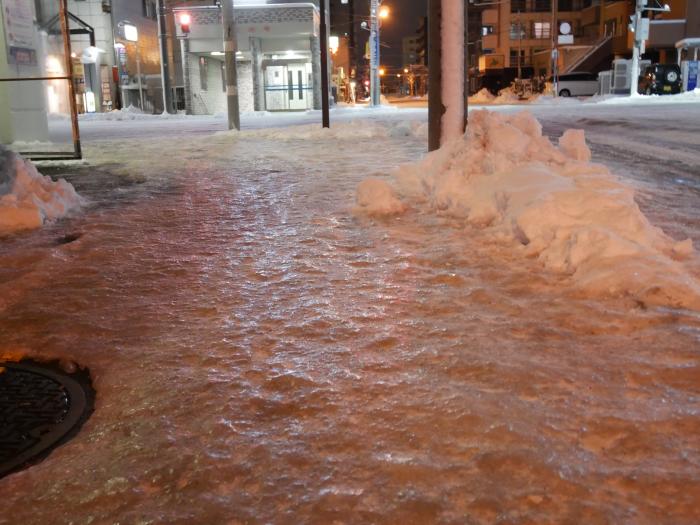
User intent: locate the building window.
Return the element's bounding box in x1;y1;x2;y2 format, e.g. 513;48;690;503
482;25;495;36
532;22;551;39
199;57;208;91
510;23;527;40
533;0;551;12
509;49;527;66
511;0;526;13
142;0;156;19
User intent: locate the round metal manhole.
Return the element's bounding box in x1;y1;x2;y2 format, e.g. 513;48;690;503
0;361;94;478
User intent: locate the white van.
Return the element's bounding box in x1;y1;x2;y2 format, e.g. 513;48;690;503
548;72;599;97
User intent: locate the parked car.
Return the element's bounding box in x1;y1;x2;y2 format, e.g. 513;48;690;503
638;64;682;95
546;72;599;97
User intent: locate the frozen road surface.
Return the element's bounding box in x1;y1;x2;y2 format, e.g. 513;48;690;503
1;101;700;524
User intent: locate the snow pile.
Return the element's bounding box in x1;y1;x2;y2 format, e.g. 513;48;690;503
244;120;426;141
493;86;522;104
468;88;496;104
355;178;406;216
357;110;700;309
80;106;194;121
0;147;82;234
596;87;700;105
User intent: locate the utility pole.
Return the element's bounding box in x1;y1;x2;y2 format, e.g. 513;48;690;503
517;9;522;80
157;0;174;114
629;0;668;96
428;0;465;151
320;0;330;127
551;0;558;96
222;0;240;130
369;0;381;106
428;0;442;151
464;0;469;131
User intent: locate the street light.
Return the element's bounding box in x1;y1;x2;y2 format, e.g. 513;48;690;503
369;1;389;106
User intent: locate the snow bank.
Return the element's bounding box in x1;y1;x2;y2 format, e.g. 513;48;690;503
80;105;197;121
243;119;426;141
355;178;406;216
357;110;700;309
0;147;82;234
596;87;700;105
468;88;496;104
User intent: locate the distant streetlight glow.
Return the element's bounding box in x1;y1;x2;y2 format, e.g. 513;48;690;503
379;5;390;19
379;68;385;76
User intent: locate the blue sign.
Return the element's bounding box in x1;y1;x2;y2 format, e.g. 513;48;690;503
688;61;698;91
370;32;379;65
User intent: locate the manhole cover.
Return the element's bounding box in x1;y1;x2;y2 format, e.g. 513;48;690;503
0;361;94;478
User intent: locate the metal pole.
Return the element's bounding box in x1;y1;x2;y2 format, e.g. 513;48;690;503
157;0;174;113
222;0;240;130
59;0;81;158
517;10;522;80
181;37;192;114
428;0;442;151
630;0;642;96
136;43;144;110
320;0;330;127
551;0;558;95
370;0;380;106
464;0;468;131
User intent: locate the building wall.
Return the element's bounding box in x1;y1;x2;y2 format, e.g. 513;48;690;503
0;0;49;143
187;55;253;115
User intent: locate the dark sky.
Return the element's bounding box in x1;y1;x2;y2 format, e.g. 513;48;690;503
353;0;428;71
382;0;427;68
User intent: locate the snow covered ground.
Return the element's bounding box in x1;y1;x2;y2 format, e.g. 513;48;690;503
1;99;700;524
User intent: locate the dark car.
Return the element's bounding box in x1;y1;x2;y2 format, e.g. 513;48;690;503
638;64;682;95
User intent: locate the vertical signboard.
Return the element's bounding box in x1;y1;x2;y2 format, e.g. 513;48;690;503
688;61;698;91
1;0;37;66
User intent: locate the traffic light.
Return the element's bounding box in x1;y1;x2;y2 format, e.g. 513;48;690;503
179;13;191;34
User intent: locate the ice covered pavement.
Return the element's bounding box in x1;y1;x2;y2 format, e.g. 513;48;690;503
1;103;700;524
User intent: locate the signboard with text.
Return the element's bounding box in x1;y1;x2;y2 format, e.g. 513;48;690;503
1;0;37;66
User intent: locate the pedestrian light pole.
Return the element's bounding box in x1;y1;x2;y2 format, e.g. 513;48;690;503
369;1;389;106
629;0;670;96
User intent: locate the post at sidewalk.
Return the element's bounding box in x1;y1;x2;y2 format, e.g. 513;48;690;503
320;0;330;127
157;0;174;114
428;0;442;151
222;0;240;130
428;0;465;151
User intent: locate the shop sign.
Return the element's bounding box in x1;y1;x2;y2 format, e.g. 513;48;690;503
1;0;37;66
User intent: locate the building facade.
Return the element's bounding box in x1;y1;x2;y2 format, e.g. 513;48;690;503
169;1;323;114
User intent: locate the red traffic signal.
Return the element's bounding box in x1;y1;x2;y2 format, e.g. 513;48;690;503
179;13;191;34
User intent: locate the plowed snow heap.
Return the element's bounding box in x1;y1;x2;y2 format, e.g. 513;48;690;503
0;147;81;234
356;110;699;310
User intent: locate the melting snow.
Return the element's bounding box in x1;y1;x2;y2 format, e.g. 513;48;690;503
0;147;82;234
358;110;699;309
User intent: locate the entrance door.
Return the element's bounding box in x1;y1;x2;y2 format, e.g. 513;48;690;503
286;64;309;110
264;63;312;111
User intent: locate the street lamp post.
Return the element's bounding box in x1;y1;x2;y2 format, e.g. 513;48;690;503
629;0;670;96
369;0;380;106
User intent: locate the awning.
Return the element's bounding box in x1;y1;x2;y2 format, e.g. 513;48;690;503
676;38;700;49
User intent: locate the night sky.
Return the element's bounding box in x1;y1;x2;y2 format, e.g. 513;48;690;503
354;0;428;71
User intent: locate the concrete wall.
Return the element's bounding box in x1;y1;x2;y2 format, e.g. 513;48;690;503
187;55;253;115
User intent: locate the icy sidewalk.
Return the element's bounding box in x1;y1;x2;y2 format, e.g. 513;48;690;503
1;110;699;524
